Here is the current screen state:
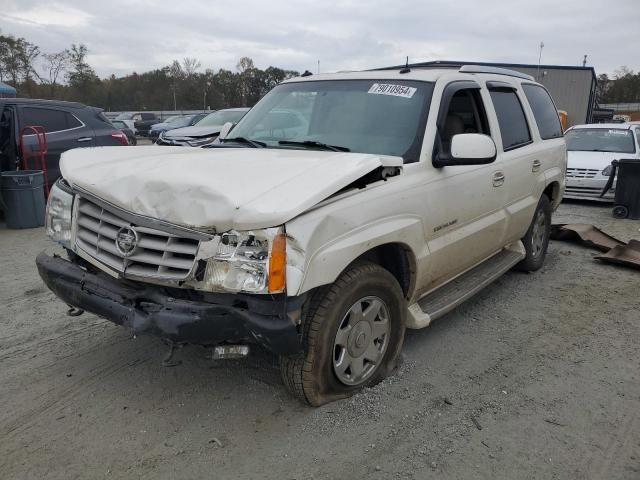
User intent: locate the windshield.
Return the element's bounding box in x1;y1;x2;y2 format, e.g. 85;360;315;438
565;128;636;153
164;115;183;124
229;80;433;161
112;120;127;129
197;110;247;126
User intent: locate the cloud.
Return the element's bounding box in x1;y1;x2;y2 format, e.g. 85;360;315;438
2;2;92;28
0;0;638;78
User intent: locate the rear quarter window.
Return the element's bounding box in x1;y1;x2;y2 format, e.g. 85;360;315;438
522;84;563;140
489;89;532;151
22;107;82;133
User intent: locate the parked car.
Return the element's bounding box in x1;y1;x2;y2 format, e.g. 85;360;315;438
0;98;128;189
38;65;566;405
115;112;160;137
111;120;137;145
149;113;208;141
156;108;249;146
112;114;136;135
564;123;640;201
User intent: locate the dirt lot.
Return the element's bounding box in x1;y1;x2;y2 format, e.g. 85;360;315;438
1;201;639;480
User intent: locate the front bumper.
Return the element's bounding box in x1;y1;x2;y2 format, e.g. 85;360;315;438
564;177;615;202
36;252;302;355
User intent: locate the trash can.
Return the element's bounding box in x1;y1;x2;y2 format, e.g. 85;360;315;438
601;159;640;219
0;170;46;229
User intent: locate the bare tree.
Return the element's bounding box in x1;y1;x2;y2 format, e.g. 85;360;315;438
41;50;70;97
182;57;201;77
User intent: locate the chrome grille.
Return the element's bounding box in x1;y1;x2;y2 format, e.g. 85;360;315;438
566;168;599;179
75;197;200;280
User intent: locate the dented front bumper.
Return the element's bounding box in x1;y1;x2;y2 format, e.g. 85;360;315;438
36;252;302;354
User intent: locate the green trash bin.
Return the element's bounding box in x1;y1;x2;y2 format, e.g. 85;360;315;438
1;170;46;229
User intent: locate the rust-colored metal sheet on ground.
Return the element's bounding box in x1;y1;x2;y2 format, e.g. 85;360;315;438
550;224;626;252
551;223;640;270
594;240;640;270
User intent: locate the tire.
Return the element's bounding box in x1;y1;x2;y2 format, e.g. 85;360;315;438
280;262;406;406
515;194;552;272
612;205;628;219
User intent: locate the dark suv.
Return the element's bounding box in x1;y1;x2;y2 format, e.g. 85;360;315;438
0;98;128;189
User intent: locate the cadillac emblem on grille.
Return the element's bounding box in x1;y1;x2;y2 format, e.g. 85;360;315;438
115;226;139;257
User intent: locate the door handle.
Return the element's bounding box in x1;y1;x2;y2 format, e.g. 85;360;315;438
77;137;93;143
492;171;505;187
532;159;541;172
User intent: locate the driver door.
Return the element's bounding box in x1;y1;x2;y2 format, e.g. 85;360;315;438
422;81;507;290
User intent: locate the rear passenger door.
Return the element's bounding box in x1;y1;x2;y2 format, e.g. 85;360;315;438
18;106;95;188
485;83;542;244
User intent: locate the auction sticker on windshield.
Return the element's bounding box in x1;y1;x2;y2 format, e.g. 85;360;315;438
368;83;416;98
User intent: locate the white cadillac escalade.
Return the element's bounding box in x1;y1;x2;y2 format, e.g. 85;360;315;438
38;64;566;405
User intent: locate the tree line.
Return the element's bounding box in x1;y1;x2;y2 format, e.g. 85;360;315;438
0;33;299;111
596;67;640;104
2;32;640;109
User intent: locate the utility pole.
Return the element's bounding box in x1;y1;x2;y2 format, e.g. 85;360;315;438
536;41;544;81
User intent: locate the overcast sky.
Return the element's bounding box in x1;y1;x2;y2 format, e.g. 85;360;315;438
1;0;638;78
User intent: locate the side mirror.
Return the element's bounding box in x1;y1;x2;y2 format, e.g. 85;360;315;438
218;122;235;140
435;133;497;167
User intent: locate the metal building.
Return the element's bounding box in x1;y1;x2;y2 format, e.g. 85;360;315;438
379;61;597;128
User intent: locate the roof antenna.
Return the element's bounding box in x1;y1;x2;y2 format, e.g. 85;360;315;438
399;56;410;74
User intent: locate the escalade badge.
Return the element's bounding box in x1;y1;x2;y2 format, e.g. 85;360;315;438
115;226;139;257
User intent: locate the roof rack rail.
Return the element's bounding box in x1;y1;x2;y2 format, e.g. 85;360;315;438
459;65;535;81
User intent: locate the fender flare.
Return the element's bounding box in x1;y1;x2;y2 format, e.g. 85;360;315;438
293;215;426;296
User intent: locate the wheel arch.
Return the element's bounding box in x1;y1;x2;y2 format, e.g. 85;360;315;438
292;216;423;299
543;180;561;208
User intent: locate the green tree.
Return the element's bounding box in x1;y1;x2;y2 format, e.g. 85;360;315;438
66;44;100;103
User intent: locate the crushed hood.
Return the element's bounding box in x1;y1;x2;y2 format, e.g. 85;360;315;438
60;146;402;232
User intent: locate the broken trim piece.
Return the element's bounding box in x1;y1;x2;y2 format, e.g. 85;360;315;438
550;224;625;252
594;240;640;270
551;223;640;270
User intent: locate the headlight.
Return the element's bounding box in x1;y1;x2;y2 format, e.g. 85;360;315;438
45;179;74;248
187;136;216;147
602;165;613;177
202;228;286;294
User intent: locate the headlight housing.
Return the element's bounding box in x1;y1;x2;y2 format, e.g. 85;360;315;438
187;135;216;147
201;228;286;294
602;164;613;177
45;179;74;248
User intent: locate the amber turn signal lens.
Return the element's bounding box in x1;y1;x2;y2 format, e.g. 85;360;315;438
268;233;286;293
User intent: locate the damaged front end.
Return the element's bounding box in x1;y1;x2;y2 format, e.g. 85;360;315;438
36;250;303;354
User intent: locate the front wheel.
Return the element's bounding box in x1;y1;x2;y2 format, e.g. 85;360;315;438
515;194;552;272
280;262;406;406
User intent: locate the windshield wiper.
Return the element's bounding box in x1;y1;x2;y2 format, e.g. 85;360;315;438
218;137;266;148
278;140;350;152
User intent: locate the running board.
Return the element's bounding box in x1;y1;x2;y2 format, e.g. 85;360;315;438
407;243;525;329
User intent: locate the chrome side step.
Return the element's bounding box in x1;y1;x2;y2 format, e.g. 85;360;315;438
407;243;525;329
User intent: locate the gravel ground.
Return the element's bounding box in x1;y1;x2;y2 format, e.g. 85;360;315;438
0;200;639;479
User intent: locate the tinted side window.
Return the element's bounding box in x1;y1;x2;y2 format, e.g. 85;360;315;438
522;84;563;140
22;107;81;133
489;89;532;151
440;88;491;155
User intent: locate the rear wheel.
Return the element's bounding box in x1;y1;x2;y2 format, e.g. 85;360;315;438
280;262;406;406
515;194;551;272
